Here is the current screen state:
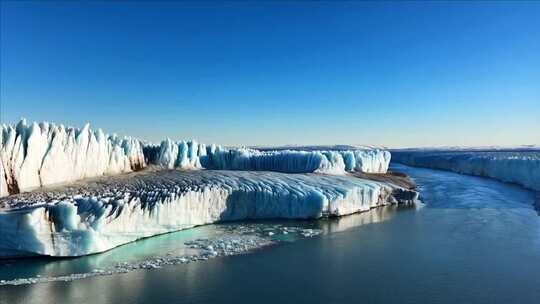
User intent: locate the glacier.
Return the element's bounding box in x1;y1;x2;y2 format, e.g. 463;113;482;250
1;120;145;197
392;150;540;191
0;119;409;258
0;169;417;257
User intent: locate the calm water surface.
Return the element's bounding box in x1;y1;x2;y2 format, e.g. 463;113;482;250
1;164;539;304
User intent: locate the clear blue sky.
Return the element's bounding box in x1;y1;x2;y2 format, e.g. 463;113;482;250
1;1;539;147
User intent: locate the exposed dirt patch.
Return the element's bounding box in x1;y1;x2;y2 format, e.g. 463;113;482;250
350;171;416;190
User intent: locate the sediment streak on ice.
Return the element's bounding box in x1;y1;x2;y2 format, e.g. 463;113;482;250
0;170;416;257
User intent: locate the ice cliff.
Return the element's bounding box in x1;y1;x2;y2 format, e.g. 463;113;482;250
392;150;540;191
0;170;416;257
148;139;391;174
0;120;145;197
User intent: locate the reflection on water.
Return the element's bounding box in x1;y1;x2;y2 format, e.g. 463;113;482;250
315;204;414;234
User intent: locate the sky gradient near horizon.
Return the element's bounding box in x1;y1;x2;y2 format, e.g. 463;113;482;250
1;1;539;147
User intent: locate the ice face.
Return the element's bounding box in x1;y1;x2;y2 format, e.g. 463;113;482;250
392;150;540;191
0;170;416;257
149;140;391;174
0;120;145;197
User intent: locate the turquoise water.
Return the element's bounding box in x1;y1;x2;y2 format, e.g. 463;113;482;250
1;164;540;303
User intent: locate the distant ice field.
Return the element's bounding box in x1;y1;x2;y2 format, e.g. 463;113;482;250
392;150;540;191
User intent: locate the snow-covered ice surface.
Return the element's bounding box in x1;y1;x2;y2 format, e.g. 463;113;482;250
392;150;540;191
147;140;391;174
0;120;145;197
0;168;416;258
